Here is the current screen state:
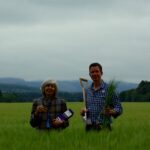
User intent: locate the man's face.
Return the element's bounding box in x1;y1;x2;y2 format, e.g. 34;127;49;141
44;84;56;97
89;66;103;82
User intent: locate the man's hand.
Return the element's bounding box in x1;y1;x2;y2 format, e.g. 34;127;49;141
103;107;116;116
35;105;48;116
80;108;87;116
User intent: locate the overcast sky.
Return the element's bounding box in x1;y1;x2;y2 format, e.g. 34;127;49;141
0;0;150;83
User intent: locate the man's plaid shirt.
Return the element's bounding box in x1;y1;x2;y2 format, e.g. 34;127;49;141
86;80;122;124
30;97;68;129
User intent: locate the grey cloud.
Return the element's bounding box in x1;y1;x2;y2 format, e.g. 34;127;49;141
0;0;150;82
1;0;150;24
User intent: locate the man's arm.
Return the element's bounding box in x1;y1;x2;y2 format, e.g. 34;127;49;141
111;92;123;118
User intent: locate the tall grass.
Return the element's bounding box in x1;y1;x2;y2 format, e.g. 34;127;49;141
0;102;150;150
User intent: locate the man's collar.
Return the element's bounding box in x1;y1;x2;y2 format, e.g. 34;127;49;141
90;80;105;91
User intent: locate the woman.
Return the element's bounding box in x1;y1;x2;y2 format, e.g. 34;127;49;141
30;79;69;130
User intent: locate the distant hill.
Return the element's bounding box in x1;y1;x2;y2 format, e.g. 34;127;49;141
0;77;138;93
116;81;138;93
0;77;42;87
0;83;40;93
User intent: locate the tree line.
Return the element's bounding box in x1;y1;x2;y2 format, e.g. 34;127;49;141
0;91;82;102
0;80;150;102
120;80;150;102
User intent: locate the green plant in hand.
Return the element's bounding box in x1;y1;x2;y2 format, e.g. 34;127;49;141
102;80;118;129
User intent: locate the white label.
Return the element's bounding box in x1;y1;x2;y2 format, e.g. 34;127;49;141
64;110;72;117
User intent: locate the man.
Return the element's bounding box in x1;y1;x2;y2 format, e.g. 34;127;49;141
30;79;69;130
80;62;123;131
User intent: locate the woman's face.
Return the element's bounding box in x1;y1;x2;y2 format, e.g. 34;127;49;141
44;84;56;97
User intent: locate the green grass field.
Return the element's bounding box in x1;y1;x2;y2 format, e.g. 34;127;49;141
0;102;150;150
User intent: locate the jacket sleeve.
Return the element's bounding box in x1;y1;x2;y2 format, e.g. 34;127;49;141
30;99;40;128
111;92;123;118
61;100;69;128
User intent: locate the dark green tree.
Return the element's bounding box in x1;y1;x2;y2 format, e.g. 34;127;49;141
0;90;2;97
120;80;150;102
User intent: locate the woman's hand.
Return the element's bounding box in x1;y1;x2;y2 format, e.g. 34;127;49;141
35;105;47;116
52;118;64;127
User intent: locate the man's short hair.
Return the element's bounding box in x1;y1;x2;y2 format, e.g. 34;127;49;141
89;62;103;73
